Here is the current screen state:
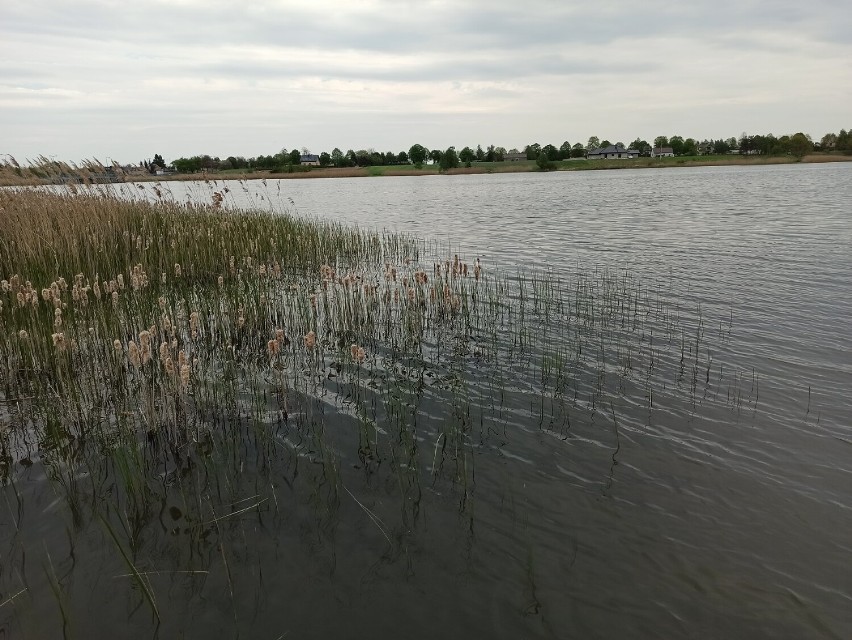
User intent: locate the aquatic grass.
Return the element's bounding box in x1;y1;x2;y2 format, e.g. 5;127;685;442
43;553;72;639
0;185;761;633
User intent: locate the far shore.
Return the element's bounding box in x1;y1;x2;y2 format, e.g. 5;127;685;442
1;153;850;187
104;152;852;183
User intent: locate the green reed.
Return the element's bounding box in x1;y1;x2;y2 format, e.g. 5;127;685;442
0;185;757;635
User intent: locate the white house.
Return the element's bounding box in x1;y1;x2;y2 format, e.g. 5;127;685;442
651;147;674;157
587;143;639;159
300;154;320;166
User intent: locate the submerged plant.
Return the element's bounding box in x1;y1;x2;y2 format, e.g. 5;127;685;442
0;185;749;635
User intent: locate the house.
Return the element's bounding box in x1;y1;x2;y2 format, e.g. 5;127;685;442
651;146;674;157
300;154;320;166
503;152;527;162
587;143;640;159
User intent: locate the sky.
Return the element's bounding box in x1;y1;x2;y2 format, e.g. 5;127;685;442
2;0;850;164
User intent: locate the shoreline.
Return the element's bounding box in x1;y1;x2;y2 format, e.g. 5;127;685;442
1;153;850;187
133;153;852;183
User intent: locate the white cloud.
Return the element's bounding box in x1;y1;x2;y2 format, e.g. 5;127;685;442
1;0;850;161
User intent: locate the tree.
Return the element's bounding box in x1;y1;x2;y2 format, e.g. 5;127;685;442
820;133;837;151
172;157;200;173
559;141;572;160
738;132;752;155
570;143;585;158
485;145;496;162
713;139;731;155
536;150;556;171
255;154;275;169
319;152;331;167
653;136;669;149
630;138;650;155
587;136;600;151
397;151;409;164
764;134;779;154
542;144;559;161
459;146;475;166
409;144;428;168
331;148;344;167
475;145;485;161
669;136;685;156
788;132;813;160
682;138;698;156
345;149;357;167
438;147;459;172
600;140;611;149
288;149;301;165
494;147;506;161
429;149;443;164
524;143;541;160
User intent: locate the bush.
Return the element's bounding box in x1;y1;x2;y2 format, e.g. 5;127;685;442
536;153;556;171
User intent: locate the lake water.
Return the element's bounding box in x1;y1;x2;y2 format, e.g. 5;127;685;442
4;163;851;638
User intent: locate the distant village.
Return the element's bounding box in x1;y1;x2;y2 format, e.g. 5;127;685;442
155;129;847;175
31;129;851;183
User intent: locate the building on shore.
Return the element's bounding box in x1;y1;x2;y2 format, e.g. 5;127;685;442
587;143;640;159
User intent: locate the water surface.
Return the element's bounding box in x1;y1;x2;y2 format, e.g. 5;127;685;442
3;163;851;638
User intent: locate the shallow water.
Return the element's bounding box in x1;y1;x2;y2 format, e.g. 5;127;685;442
3;163;851;638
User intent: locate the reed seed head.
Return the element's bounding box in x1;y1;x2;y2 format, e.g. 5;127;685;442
189;311;199;337
128;341;140;367
52;332;66;351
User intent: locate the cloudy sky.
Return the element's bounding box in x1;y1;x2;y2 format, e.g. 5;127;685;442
2;0;850;164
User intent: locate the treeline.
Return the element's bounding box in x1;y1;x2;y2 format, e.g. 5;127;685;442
170;144;514;173
165;127;851;173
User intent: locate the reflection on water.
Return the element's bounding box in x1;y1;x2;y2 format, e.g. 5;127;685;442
2;163;851;638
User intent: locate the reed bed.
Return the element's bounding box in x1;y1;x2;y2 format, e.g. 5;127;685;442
0;185;751;633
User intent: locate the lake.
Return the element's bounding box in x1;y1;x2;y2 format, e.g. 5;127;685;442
3;163;851;638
